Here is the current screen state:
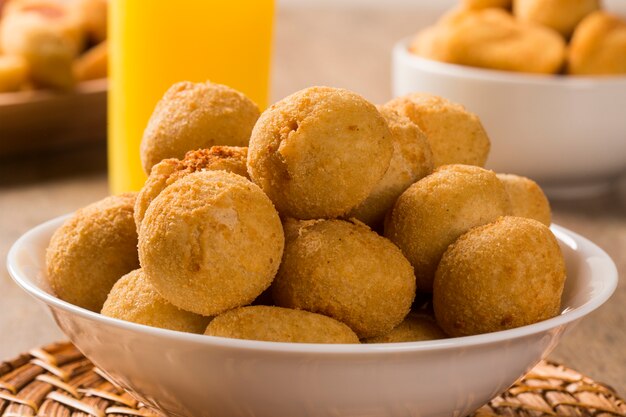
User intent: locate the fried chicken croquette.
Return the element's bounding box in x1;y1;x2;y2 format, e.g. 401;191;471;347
140;81;259;174
411;8;566;74
205;306;360;344
46;193;139;312
513;0;600;38
568;11;626;75
385;165;509;292
433;216;566;337
139;170;284;317
363;312;447;343
134;146;248;232
247;86;393;220
101;269;210;333
272;219;415;339
385;93;490;169
347;106;434;229
498;173;551;226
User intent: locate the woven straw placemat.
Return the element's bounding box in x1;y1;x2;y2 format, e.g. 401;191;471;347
0;342;624;417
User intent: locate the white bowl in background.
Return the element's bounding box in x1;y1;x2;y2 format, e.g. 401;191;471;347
392;40;626;193
7;215;617;417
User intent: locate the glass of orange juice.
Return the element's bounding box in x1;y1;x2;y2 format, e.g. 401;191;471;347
108;0;275;193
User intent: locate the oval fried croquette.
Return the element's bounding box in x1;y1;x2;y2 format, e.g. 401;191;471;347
433;216;566;337
205;306;359;344
385;93;490;168
134;146;248;232
347;106;434;229
497;173;551;226
272;219;415;339
363;312;447;343
102;269;210;333
46;193;139;312
140;81;259;174
385;165;510;292
247;86;393;220
139;170;284;316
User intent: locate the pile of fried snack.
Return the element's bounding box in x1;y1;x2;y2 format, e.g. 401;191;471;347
0;0;107;92
411;0;626;76
46;82;567;344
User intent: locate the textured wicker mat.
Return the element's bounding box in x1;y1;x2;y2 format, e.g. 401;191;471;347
0;342;624;417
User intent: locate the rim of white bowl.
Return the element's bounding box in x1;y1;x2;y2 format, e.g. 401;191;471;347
7;214;618;355
395;37;626;87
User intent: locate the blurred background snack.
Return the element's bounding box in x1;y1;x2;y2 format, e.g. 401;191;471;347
411;8;566;74
0;0;105;90
568;11;626;75
513;0;600;38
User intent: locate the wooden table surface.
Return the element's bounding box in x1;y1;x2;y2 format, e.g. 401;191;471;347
1;6;624;395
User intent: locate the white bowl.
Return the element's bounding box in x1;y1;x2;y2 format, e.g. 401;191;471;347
7;215;617;417
392;39;626;190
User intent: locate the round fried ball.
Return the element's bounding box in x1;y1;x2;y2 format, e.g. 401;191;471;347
363;312;447;343
385;165;510;292
205;306;359;344
140;81;259;174
272;219;415;339
568;11;626;76
433;216;566;337
385;93;490;168
514;0;599;39
247;86;393;220
102;269;210;333
46;193;139;312
347;106;434;229
139;170;284;316
498;173;551;226
134;146;248;232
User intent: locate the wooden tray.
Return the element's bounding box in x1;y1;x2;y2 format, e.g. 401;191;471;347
0;79;107;158
0;341;624;416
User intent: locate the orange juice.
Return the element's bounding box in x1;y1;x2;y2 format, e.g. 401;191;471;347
108;0;274;193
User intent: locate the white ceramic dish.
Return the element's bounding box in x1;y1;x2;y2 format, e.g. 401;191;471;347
392;40;626;193
7;215;618;417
